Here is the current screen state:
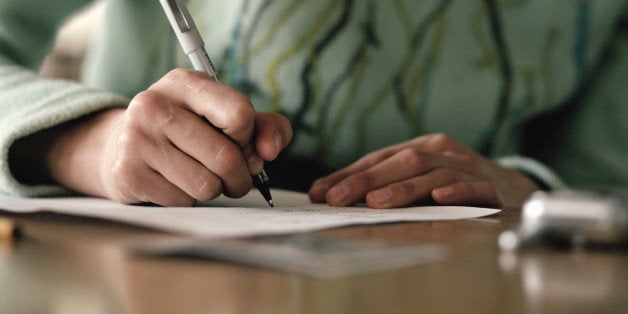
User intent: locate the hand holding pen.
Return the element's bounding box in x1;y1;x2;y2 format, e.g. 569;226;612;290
46;3;291;207
159;0;285;206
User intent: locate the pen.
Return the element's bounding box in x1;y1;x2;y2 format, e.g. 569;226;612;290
158;0;274;207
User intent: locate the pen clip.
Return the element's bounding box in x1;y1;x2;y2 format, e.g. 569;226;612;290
166;0;191;33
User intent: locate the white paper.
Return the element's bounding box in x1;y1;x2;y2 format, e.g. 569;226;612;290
0;189;500;238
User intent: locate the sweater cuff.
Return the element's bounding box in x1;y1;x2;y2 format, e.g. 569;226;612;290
0;86;128;197
496;156;567;191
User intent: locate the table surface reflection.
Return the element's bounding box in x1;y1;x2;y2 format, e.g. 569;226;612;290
1;207;626;314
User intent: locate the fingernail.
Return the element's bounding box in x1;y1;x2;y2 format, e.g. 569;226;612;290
327;184;349;204
370;188;392;204
436;187;455;199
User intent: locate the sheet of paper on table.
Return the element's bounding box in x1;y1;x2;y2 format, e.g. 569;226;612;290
1;189;500;277
0;189;499;238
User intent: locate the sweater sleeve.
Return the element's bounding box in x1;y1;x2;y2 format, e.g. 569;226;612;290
519;12;628;190
0;1;129;196
496;5;628;191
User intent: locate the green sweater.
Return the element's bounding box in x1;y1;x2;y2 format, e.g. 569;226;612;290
1;0;626;196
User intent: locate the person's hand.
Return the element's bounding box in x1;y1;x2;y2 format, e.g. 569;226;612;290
308;134;539;209
47;69;292;206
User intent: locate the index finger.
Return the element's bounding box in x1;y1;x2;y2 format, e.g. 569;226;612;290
308;144;405;202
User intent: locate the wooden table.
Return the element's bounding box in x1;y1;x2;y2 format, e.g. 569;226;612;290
1;207;626;313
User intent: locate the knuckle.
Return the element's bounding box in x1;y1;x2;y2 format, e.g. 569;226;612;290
129;91;161;113
427;133;455;150
227;97;255;129
160;68;204;94
230;91;254;110
193;171;222;200
399;148;433;174
397;181;418;198
193;80;216;98
214;142;243;175
430;133;452;143
130;91;177;126
351;172;376;190
398;148;429;172
165;68;195;82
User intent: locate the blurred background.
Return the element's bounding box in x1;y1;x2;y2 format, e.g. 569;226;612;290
39;2;103;81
